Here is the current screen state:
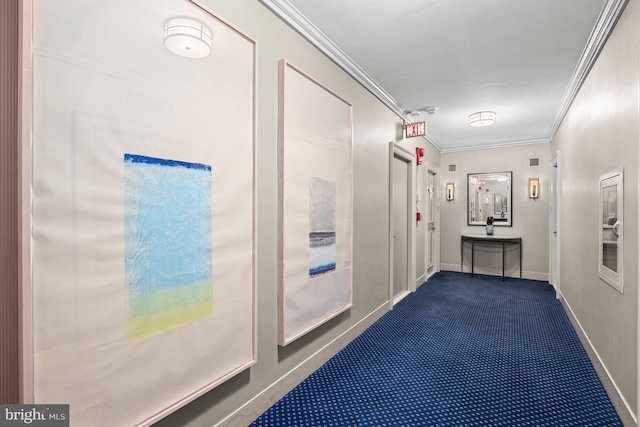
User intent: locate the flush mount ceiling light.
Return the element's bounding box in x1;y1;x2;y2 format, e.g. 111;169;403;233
164;17;212;59
468;111;496;127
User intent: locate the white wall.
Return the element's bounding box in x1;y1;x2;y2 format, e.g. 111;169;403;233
550;0;639;416
440;144;551;280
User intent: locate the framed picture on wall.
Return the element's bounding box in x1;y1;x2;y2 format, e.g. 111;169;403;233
277;59;353;346
30;0;257;425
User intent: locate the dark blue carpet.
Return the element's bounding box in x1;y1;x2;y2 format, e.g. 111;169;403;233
250;271;622;426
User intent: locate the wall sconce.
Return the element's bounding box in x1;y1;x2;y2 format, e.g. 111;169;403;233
164;17;213;59
529;178;540;199
446;183;454;201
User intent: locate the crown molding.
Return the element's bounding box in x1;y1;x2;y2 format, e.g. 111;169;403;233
259;0;443;151
547;0;628;139
261;0;626;153
440;138;551;154
258;0;400;109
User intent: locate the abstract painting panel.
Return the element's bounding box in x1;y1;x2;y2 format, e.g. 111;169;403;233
278;60;353;346
124;154;213;340
309;177;336;277
32;1;256;423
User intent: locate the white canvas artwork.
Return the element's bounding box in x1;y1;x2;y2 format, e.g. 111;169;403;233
278;60;353;346
31;0;256;425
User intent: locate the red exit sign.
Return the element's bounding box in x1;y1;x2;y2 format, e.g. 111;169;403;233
406;121;426;138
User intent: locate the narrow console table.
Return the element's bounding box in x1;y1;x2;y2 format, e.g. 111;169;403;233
461;234;522;280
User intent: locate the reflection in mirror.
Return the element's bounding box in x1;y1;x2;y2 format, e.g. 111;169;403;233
494;193;508;215
601;183;618;271
468;172;512;226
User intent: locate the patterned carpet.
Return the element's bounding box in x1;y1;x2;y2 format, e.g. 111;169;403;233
250;271;623;426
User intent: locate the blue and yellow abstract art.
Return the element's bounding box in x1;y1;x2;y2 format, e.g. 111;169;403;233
309;177;336;277
124;154;213;340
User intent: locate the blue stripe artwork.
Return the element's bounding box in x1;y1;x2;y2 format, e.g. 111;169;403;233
309;177;336;277
124;153;213;340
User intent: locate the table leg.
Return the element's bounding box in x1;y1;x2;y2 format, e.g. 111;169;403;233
502;242;506;280
519;242;522;278
471;242;474;277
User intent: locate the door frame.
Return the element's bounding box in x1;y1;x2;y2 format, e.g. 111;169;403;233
388;142;416;309
550;151;561;298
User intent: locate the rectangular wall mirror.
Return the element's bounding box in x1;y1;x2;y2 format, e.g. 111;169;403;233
599;167;623;293
468;171;512;226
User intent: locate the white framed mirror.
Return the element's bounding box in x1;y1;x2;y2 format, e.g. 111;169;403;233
467;171;512;226
599;167;623;293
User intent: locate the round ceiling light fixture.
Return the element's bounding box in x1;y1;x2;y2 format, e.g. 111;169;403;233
164;17;212;59
468;111;496;127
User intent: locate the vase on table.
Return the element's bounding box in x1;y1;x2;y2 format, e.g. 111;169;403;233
486;216;494;235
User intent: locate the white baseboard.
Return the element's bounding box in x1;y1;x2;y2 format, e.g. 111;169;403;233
440;263;549;282
393;290;411;306
521;271;549;281
440;263;461;272
216;302;389;427
559;291;637;424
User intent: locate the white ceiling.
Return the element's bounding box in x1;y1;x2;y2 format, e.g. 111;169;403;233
261;0;627;152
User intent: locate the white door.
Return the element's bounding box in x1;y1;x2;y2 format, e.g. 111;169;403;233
550;153;560;296
426;169;438;279
393;155;409;301
389;143;415;307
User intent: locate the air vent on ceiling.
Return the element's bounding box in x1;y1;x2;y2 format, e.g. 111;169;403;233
448;164;456;172
529;158;540;167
